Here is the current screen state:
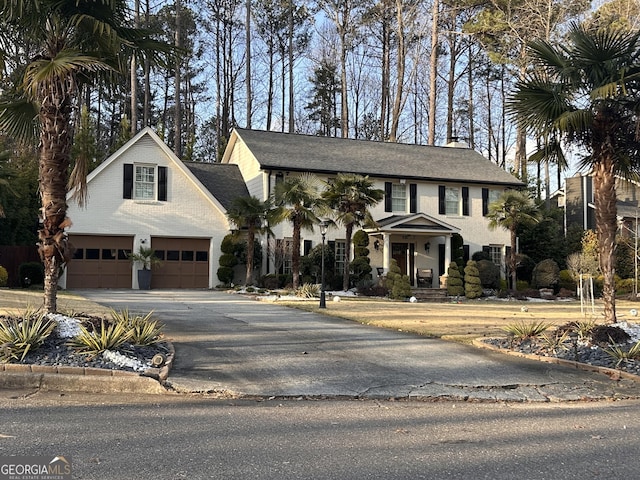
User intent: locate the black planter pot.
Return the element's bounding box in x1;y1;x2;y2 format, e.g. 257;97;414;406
138;269;152;290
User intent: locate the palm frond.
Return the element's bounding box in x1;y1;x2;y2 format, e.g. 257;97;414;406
0;99;38;144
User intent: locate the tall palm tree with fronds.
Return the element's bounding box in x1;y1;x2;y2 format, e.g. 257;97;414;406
273;173;326;289
227;196;277;286
0;0;170;313
487;190;540;290
508;23;640;323
322;173;384;291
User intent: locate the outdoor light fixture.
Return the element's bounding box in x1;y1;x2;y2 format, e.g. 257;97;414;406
374;240;380;251
424;242;430;253
319;220;329;309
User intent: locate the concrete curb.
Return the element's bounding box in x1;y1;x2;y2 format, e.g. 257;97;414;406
473;337;640;382
0;341;175;394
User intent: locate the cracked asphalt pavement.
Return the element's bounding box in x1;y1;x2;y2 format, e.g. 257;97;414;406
76;290;640;402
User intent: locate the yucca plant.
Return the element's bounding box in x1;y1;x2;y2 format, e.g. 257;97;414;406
502;320;552;341
296;283;321;299
605;340;640;368
573;318;597;341
540;329;570;354
67;319;131;354
110;309;164;346
0;314;55;362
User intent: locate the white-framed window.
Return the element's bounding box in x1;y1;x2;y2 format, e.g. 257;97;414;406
489;245;502;266
445;187;460;215
392;183;407;212
335;240;346;274
134;165;155;200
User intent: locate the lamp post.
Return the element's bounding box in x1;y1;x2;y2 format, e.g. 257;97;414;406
319;220;329;308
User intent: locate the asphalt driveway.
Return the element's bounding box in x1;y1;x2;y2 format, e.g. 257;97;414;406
77;290;640;401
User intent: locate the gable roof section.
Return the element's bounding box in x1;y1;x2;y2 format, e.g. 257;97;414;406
69;127;229;213
371;213;460;234
228;128;523;187
184;162;250;211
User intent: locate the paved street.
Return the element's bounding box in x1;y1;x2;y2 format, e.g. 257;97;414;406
77;290;640;401
1;389;639;480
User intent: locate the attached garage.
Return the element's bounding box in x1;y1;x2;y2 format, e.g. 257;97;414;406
66;235;133;288
151;237;210;289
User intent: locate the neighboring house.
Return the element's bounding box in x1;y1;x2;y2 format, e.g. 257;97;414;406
60;127;248;289
222;128;523;287
558;172;640;236
60;127;523;290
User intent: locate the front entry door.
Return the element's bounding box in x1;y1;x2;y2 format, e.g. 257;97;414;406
391;243;416;285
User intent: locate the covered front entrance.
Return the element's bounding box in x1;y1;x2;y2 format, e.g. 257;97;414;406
367;213;460;288
391;243;415;285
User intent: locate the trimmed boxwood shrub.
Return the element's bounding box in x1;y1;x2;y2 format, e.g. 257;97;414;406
0;266;8;287
464;260;482;299
446;263;464;296
19;262;44;287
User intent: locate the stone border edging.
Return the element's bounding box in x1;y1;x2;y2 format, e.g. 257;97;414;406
0;340;175;394
473;337;640;382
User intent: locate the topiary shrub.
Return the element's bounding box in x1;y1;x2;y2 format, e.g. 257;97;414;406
464;260;482;299
350;256;372;285
477;259;500;289
352;230;370;258
385;259;412;300
0;266;8;287
531;259;560;289
217;266;234;285
446;262;464;296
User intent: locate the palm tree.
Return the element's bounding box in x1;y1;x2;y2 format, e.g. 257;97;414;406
227;196;277;286
322;173;384;291
487;190;540;290
273;173;326;289
507;23;640;323
0;0;170;313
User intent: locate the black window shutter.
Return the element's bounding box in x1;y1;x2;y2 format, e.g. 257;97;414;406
409;183;417;213
438;186;445;214
438;243;445;276
328;241;335;253
384;182;392;212
463;245;470;264
482;245;491;255
462;187;469;216
482;188;489;216
304;240;312;256
123;164;133;199
158;166;167;201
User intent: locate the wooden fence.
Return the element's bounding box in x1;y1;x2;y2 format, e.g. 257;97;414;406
0;245;41;287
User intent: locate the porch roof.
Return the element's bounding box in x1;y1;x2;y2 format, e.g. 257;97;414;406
368;213;460;235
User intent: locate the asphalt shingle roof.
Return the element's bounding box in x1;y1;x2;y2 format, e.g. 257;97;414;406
234;128;523;187
184;162;249;210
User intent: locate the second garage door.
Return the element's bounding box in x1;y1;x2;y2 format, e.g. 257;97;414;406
151;237;210;289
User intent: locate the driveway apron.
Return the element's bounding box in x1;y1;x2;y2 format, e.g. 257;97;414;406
76;290;640;401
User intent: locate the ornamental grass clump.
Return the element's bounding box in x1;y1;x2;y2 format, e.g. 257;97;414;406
502;320;552;341
0;313;55;362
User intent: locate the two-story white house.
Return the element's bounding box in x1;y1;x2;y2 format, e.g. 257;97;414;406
223;128;523;287
60;126;522;290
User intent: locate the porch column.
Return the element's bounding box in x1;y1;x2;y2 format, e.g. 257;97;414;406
444;235;452;273
382;233;390;272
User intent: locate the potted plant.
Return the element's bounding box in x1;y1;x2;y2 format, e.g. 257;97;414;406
129;246;161;290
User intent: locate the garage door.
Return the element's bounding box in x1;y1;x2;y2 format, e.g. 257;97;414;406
151;237;210;289
67;235;133;288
